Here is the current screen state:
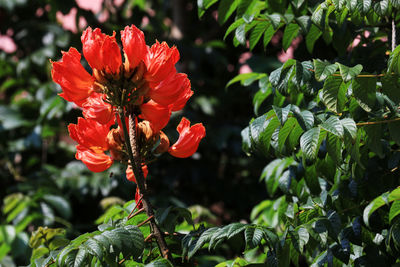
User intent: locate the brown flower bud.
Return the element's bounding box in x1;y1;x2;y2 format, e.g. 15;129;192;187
107;128;124;161
138;120;154;142
154;131;170;154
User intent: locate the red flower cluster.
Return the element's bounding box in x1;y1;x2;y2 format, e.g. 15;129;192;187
51;25;205;181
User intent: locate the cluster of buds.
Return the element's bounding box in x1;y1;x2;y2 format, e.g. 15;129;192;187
51;25;206;183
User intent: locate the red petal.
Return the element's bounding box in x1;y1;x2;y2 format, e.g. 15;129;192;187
82;93;114;124
144;41;179;85
81;27;122;74
76;145;113;172
140;100;171;132
51;47;94;105
121;25;147;71
126;164;148;183
168;117;206;158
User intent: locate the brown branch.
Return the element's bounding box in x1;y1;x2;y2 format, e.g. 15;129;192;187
308;68;387;78
128;207;145;220
119;110;172;261
356;117;400;126
137;215;154;227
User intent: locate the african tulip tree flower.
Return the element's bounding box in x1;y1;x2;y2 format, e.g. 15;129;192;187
121;25;147;72
81;27;122;75
51;47;95;106
51;24;205;182
68;117;114;172
82;93;114;124
169;117;206;158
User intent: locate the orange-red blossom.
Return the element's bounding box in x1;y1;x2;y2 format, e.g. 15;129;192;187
51;25;205;187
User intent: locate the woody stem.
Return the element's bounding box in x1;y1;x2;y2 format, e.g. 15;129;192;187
118;109;172;261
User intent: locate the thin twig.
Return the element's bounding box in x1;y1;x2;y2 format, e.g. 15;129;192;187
308;68;387;78
137;215;154;227
127;195;143;219
128;207;145;220
356;117;400;126
145;233;155;242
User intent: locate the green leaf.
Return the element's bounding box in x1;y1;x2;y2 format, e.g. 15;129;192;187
320;76;347;113
374;0;389;16
249;21;270;50
326;133;342;165
291;106;314;131
306;25;322;53
313;59;338;82
363;193;389;227
197;0;218;18
273;104;291;125
278;118;297;151
267;14;281;30
226;72;266;87
393;0;400;8
263;23;276;48
300;127;321;160
336;63;363;82
341;118;357;140
224;18;245;40
382;75;400;104
351;77;377;112
145;259;174;267
388;45;400;75
42;195;72;219
217;0;238;24
235;23;246;45
389;200;400;223
245;226;264;249
282;23;300;51
311;4;326;29
295;16;311;33
320;116;344;137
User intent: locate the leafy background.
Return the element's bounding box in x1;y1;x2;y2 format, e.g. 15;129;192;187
2;0;400;266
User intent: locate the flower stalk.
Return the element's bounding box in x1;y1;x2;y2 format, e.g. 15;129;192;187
119;109;172;261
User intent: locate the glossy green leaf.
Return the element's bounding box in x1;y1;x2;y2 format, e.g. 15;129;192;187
313;59;338;81
306;25;322;53
282;23;300;51
320;76;347;113
321;116;344;137
336;63;363;82
249;21;270;50
217;0;238;24
351;76;377;112
300;127;321;160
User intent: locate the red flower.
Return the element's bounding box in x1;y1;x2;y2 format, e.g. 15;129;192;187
81;27;122;75
51;47;95;106
82;93;114;124
171;78;193;112
148;73;191;107
121;25;147;71
140;100;172;132
144;41;179;86
126;164;148;183
68;117;114;172
168;117;206;158
76;145;113;172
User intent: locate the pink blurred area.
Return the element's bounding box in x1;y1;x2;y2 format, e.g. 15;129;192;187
0;35;17;53
56;8;87;34
57;0;126;33
75;0;103;14
277;36;302;63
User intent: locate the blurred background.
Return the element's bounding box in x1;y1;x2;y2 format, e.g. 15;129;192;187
0;0;288;264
